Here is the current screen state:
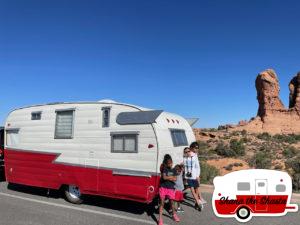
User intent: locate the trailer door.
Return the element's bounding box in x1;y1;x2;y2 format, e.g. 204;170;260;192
255;179;268;211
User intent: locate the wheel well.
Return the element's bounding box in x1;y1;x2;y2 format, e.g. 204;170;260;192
59;184;68;191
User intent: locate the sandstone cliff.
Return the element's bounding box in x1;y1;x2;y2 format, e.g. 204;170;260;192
231;69;300;134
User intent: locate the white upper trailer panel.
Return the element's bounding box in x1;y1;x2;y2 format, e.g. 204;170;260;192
5;100;196;173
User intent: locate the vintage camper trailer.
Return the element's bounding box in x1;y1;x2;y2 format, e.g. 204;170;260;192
4;100;195;204
212;169;298;222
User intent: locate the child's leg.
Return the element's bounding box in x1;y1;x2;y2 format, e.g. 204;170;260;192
159;198;165;220
177;202;181;208
196;187;202;199
170;199;180;222
190;187;201;205
170;199;176;214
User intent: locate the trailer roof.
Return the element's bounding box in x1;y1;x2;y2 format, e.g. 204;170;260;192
10;99;153;112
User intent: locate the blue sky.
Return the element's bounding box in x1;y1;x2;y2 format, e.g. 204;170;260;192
1;0;300;128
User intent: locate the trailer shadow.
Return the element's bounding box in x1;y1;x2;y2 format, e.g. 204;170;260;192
7;183;62;199
7;183;159;223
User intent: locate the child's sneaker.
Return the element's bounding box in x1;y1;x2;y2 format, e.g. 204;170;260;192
173;213;180;222
158;218;163;225
177;207;184;213
200;198;207;204
200;203;204;211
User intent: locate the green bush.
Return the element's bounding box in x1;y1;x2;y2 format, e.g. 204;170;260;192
241;137;250;143
257;132;272;141
241;130;247;136
230;139;246;156
200;161;219;184
273;134;300;144
274;164;283;170
249;151;272;169
233;162;243;167
224;164;233;171
215;142;236;157
285;156;300;191
282;146;298;158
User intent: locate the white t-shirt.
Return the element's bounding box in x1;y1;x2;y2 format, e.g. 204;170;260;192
183;152;201;180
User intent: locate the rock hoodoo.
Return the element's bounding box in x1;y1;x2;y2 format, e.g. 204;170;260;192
289;72;300;110
231;69;300;134
255;69;285;118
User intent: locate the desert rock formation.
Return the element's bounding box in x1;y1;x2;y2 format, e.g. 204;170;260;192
255;69;285;118
231;69;300;134
289;72;300;110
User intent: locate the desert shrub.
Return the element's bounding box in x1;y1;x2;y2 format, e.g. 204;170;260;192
241;137;250;143
230;139;246;156
249;151;272;169
202;128;217;132
198;141;209;149
273;134;300;144
241;130;247;136
257;132;272;141
231;131;240;136
285;156;300;191
200;161;219;184
215;142;236;157
233;162;243;167
224;164;233;171
274;164;283;170
286;156;300;173
258;144;272;153
282;146;298;158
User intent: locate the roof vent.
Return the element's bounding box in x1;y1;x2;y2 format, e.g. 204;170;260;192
98;99;117;103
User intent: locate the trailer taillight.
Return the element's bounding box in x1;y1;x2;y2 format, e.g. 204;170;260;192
148;144;154;149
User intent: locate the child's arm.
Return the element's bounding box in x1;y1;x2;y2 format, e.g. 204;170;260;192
162;174;177;182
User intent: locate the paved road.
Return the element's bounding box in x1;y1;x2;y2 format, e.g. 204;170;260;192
0;182;299;225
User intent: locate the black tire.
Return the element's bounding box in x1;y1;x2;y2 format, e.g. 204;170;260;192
237;207;250;220
64;185;83;204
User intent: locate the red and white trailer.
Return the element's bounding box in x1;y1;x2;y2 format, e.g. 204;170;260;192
212;169;298;222
4;100;195;204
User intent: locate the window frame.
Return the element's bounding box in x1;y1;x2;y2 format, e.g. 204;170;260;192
102;107;111;128
31;111;42;120
110;131;139;153
6;128;20;148
54;109;75;139
169;129;188;147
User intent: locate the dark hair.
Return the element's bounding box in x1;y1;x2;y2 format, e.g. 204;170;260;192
190;141;199;149
163;154;173;166
183;147;189;152
160;154;173;173
174;164;183;172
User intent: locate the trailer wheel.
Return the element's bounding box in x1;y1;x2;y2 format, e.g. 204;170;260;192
236;207;250;220
64;185;83;204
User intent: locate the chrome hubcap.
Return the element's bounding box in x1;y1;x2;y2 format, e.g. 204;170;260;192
240;208;248;217
69;185;81;199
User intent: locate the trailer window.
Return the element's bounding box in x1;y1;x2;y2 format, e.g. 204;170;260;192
31;111;42;120
237;182;250;191
102;107;111;128
6;129;20;147
170;129;188;147
55;110;74;139
276;184;286;192
111;132;138;153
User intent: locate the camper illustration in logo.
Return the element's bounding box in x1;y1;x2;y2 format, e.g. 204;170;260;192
212;169;299;223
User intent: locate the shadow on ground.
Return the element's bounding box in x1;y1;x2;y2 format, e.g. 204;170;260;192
6;182;159;223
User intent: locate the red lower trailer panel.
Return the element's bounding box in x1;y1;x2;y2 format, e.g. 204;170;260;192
5;149;159;203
